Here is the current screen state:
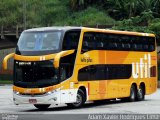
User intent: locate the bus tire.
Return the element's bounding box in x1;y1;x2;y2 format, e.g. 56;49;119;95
34;104;50;110
128;85;136;102
67;89;85;108
136;85;145;101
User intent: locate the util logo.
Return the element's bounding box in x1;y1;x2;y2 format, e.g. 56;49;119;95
132;54;151;79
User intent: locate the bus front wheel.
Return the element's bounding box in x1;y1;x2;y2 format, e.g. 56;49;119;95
34;104;50;110
67;89;85;108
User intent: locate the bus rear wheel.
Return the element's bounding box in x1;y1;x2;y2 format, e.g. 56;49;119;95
34;104;50;110
128;85;136;102
67;89;85;108
136;85;145;101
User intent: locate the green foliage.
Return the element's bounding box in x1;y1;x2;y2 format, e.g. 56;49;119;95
112;14;155;33
0;80;12;84
112;15;160;44
41;0;70;26
57;7;115;26
0;0;160;40
0;0;22;26
149;20;160;42
141;10;154;25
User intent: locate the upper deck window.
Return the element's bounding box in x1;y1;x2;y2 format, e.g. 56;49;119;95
62;30;81;50
81;32;155;53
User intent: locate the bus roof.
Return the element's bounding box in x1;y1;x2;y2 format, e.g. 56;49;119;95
82;27;155;37
24;26;155;37
24;26;82;32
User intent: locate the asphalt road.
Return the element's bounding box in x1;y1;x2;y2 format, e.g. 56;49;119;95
0;85;160;120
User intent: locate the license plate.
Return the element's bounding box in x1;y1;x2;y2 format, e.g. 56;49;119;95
29;99;37;104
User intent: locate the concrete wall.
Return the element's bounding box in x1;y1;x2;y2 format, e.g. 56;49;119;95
0;48;15;80
0;48;15;70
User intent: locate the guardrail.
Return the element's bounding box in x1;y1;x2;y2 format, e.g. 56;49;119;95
0;25;24;39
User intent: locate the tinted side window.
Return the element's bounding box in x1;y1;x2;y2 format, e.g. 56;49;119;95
78;64;132;81
81;32;155;52
62;30;80;50
81;33;95;53
148;37;156;52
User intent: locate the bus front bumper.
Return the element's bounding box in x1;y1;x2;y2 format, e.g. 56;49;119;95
13;92;61;105
13;89;77;105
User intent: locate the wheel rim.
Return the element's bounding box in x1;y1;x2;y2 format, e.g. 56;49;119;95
73;93;82;106
138;87;144;100
138;89;143;99
131;88;135;100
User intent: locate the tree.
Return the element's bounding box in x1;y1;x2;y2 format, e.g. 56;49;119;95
127;0;140;18
107;0;129;20
0;0;22;27
141;10;154;25
152;0;160;17
138;0;154;13
70;0;85;10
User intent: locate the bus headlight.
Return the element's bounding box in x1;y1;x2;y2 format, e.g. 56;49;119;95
47;88;61;95
47;91;52;95
46;90;55;95
13;91;20;95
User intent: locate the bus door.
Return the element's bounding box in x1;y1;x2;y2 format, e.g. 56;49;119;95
59;30;81;103
59;66;72;103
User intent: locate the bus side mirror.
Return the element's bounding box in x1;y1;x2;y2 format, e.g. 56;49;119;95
3;53;15;70
54;50;74;68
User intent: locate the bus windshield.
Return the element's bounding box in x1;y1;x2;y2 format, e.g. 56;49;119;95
14;60;59;88
17;31;62;55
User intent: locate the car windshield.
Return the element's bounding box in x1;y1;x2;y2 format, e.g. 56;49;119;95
17;31;62;51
